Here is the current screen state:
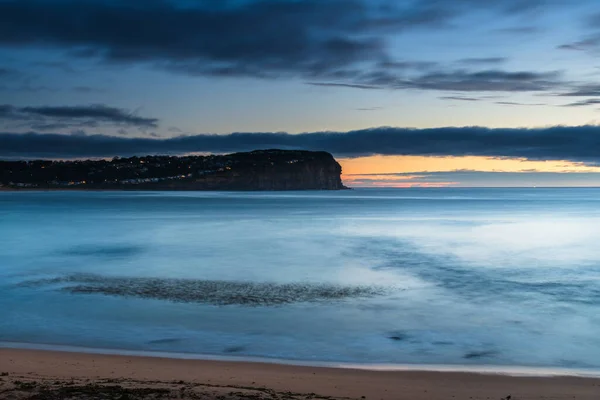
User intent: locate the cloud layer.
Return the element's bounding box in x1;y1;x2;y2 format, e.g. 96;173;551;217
0;0;571;93
0;104;158;130
5;126;600;164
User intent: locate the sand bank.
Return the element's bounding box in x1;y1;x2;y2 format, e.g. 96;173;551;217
1;348;600;399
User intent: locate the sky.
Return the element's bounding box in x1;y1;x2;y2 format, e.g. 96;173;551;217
4;1;600;186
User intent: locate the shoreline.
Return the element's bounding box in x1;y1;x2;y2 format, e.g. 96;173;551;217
2;340;600;378
0;188;349;192
2;348;600;400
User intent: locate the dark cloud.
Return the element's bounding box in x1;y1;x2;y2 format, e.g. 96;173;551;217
559;84;600;97
439;96;480;101
377;60;439;70
562;98;600;107
557;11;600;52
6;125;600;163
29;122;98;131
0;104;158;128
345;170;478;177
0;105;15;118
406;70;562;92
312;69;564;92
457;57;508;65
22;105;157;127
0;0;395;79
495;101;546;106
0;0;575;98
307;82;381;90
557;37;600;51
0;0;566;84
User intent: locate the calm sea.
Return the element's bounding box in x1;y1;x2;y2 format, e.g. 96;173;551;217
1;189;600;371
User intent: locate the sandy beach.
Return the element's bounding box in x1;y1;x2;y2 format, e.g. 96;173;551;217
1;349;599;400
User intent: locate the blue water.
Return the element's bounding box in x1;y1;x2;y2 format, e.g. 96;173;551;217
2;188;600;371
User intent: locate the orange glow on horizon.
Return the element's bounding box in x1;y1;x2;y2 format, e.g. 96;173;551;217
338;155;600;187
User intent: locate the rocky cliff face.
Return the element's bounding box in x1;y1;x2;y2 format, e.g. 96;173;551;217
167;150;348;190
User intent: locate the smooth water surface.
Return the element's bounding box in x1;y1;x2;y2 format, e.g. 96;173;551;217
1;188;600;370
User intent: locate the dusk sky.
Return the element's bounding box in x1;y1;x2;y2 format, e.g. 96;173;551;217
4;0;600;186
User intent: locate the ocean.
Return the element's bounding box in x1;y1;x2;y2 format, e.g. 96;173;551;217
1;188;600;372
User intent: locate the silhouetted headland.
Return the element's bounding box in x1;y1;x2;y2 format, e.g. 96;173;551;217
0;150;348;191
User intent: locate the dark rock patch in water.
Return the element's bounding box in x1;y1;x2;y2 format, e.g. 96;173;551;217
463;350;497;360
432;341;454;346
223;345;246;353
387;332;410;342
148;338;185;345
21;274;388;306
60;244;146;258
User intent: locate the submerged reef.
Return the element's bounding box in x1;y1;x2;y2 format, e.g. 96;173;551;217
20;274;387;306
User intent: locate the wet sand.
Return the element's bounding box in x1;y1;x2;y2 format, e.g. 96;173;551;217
1;348;600;399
